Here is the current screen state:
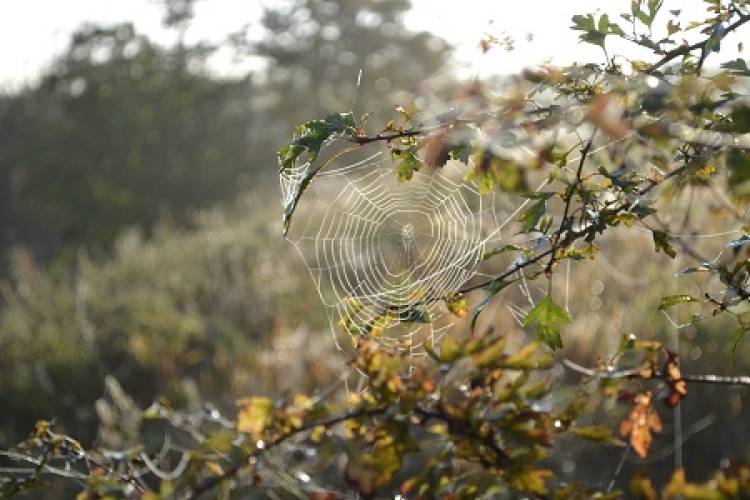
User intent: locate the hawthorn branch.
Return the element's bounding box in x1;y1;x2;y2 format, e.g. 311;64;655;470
353;122;450;146
647;11;750;74
562;357;750;386
546;131;597;274
187;405;388;499
414;406;512;469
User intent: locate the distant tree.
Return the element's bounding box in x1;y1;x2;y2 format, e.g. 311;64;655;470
0;0;452;262
0;24;254;260
236;0;453;168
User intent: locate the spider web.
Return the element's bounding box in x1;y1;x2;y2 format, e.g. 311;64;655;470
278;69;691;366
280;138;533;361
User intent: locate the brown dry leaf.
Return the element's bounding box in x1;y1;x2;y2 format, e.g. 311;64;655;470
663;352;688;409
619;391;662;458
309;493;340;500
588;93;629;140
423;128;452;168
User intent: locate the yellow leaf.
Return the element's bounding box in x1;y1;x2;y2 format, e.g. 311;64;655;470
445;293;468;318
629;473;658;500
440;335;462;362
293;393;313;410
509;468;553;495
697;163;716;179
205;460;224;476
310;425;327;442
236;397;273;437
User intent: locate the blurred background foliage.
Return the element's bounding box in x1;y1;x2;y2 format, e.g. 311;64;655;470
1;0;750;495
0;0;450;445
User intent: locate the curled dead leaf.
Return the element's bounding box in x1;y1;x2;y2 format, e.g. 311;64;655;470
619;391;662;458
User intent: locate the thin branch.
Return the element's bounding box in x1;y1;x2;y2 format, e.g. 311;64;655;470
627;413;716;465
187;405;388;499
647;11;750;74
546;131;597;274
562;357;750;386
0;451;89;481
414;406;511;469
606;443;631;493
353;124;445;146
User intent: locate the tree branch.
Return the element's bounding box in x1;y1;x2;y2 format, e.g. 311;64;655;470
187;405;388;499
546;131;596;274
414;406;512;469
647;11;750;74
562;357;750;386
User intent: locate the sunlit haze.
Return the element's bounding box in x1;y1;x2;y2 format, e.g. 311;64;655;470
1;0;744;91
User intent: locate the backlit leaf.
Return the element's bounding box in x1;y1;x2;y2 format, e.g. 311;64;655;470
522;296;571;350
236;397;273;438
658;295;699;310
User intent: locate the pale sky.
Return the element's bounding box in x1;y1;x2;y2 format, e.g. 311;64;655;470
0;1;744;90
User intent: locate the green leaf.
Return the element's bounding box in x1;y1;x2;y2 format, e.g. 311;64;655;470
658;295;699;310
278;112;356;173
728;151;750;200
440;335;462;362
522;296;571;350
647;0;663;25
395;151;422;182
465;151;528;193
472;335;508;367
279;112;357;234
571;14;606;48
635;10;651;26
598;13;611;33
482;244;527;260
518;194;553;233
445;293;468;318
571;14;596;31
652;230;677;258
571;425;620;444
730;326;748;364
508;468;553;495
